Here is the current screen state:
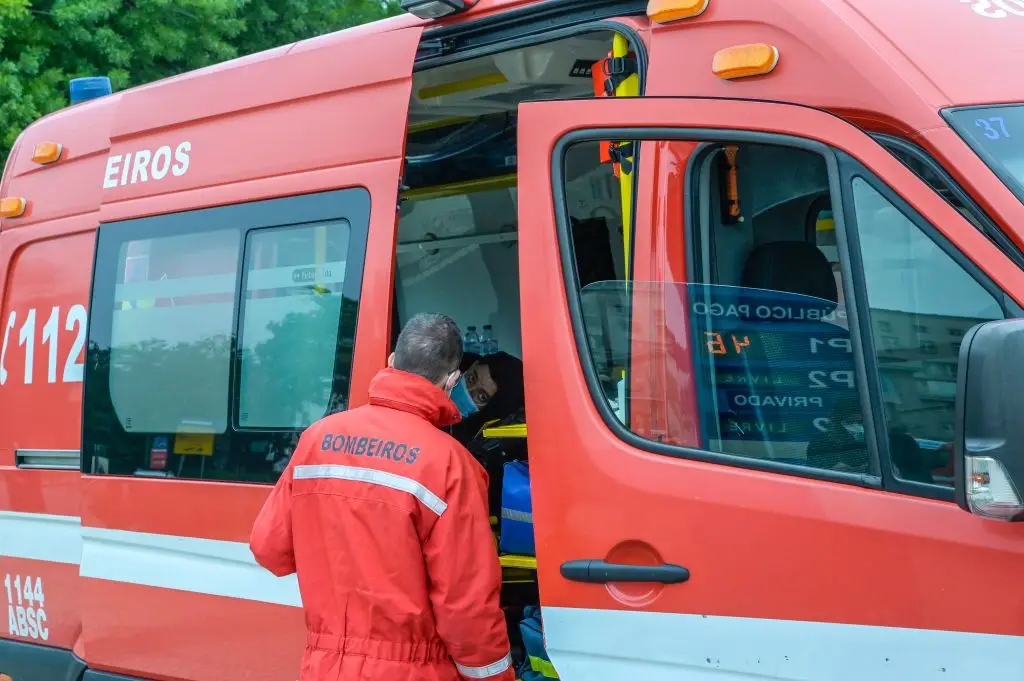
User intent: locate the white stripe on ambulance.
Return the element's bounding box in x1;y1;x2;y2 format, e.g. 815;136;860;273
2;510;1020;678
0;511;82;565
0;510;299;607
103;141;191;189
544;607;1024;680
79;524;301;607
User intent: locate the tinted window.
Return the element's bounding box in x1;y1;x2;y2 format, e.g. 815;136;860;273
110;229;239;435
852;178;1004;486
947;104;1024;203
85;188;370;482
238;221;351;429
880;141;987;233
565;139;873;478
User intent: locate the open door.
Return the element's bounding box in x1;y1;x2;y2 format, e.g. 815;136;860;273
518;97;1024;679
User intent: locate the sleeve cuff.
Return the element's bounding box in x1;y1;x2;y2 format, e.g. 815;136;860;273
455;651;513;679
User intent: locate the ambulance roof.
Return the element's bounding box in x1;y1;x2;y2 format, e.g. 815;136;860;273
4;0;1023;201
840;0;1024;107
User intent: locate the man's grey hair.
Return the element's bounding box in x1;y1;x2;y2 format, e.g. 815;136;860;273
393;313;463;385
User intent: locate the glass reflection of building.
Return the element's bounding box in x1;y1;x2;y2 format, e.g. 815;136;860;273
871;309;973;445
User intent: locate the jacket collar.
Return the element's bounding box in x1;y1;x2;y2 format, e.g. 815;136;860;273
367;368;462;428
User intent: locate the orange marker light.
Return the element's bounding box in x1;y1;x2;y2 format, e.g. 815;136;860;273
31;141;63;165
0;197;27;218
712;43;780;80
647;0;709;23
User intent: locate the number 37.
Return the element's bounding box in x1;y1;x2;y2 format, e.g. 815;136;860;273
976;116;1012;140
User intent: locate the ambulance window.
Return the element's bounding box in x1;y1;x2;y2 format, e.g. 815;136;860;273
564;138;875;480
851;177;1004;487
689;144;869;473
874;135;1024;269
558;141;630;407
108;228;240;435
84;188;371;482
237;221;352;429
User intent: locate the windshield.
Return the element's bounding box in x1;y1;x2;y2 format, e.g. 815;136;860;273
947;104;1024;202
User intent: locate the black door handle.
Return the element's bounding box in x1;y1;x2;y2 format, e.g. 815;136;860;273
560;559;690;584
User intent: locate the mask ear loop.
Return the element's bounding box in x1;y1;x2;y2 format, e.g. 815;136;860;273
445;369;461;396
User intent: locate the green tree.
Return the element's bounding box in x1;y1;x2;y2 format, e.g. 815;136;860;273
0;0;400;164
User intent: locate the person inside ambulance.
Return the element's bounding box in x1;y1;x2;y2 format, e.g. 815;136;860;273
449;351;526;444
249;313;515;681
449;351;527;520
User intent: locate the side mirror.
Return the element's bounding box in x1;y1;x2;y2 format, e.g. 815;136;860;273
954;319;1024;521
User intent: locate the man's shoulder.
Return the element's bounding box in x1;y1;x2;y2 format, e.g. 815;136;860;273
301;406;471;467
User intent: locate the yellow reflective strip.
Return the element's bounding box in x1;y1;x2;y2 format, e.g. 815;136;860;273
482;423;527;438
613;32;639;270
418;72;508;100
620;150;634;268
403;173;516;200
613;33;640;98
529;655;559;678
408;116;475;134
499;554;537;570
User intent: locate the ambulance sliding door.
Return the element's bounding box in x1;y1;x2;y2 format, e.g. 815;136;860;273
517;97;1023;679
78;24;422;681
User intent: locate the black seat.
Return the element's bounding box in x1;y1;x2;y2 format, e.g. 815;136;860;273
739;241;868;468
712;241;848;459
740;240;837;303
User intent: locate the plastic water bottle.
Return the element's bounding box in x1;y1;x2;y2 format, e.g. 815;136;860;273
481;325;498;355
465;326;481;355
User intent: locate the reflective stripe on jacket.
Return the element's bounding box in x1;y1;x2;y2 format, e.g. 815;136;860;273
250;368;514;681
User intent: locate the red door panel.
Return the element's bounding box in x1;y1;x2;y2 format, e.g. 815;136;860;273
517;97;1024;680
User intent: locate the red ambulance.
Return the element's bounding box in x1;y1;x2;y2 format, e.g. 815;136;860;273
1;0;1023;679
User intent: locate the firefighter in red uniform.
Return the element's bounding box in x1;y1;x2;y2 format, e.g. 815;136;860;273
250;313;514;681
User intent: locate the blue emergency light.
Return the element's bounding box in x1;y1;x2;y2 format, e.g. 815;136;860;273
69;76;113;105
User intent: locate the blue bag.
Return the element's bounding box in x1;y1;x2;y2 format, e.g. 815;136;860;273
519;606;558;679
499;460;534;555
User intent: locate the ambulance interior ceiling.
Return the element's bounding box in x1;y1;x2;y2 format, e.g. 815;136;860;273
407;31;614;127
396;31;623;359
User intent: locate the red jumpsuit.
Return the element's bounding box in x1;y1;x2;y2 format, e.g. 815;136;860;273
250;368;515;681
